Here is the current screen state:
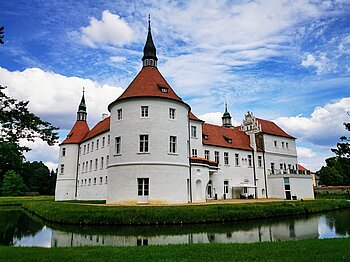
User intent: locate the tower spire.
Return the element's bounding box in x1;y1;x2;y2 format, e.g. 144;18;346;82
142;14;158;67
222;102;233;127
77;88;87;121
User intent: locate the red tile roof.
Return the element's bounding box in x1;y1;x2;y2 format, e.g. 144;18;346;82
202;123;252;151
189;111;204;122
257;118;295;139
83;117;110;142
61;121;90;144
297;164;308;171
109;67;186;110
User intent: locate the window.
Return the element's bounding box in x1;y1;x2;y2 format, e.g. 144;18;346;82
87;143;90;153
117;109;122;120
286;142;289;149
94;178;96;185
95;159;98;171
235;153;239;166
101;157;104;169
85;161;88;172
100;177;103;185
102;137;105;148
169;108;175;119
106;156;109;168
82;162;85;173
280;163;283;170
89;160;92;172
274;141;277;147
169;136;177;153
215;151;219;163
141;106;149;117
204;150;210;160
88;178;91;185
271;163;275;174
81;179;83;186
83;145;86;154
115;137;121;154
282;142;285;148
248;155;252;167
60;164;64;174
77;180;79;187
224;181;229;194
96;139;99;149
91;142;94;151
224;152;229;165
62;148;66;156
139;135;149;153
84;179;87;185
108;135;110;145
258;156;262;168
105;176;108;184
191;126;197;138
284;177;290;184
192;149;198;157
138;178;149;196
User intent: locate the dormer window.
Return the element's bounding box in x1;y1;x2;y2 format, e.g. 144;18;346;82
158;84;168;93
224;136;232;143
203;134;209;140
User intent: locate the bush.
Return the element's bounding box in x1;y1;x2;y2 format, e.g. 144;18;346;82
1;170;27;196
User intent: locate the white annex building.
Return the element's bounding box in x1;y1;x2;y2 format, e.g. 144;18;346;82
55;21;314;204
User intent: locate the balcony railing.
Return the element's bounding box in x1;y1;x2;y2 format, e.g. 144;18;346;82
190;157;218;168
268;169;309;175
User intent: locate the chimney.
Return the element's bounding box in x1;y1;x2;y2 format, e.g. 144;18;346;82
102;113;108;120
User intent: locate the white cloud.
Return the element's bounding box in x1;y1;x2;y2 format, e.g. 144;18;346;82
301;53;336;74
110;56;127;63
80;10;134;48
297;146;316;158
199;112;240;127
274;98;350;146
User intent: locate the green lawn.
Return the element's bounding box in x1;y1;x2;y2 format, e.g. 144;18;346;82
315;193;350;200
0;238;349;261
0;196;54;206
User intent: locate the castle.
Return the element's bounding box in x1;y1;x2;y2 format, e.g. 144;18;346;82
55;21;314;204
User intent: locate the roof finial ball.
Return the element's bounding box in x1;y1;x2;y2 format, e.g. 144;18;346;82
142;14;158;67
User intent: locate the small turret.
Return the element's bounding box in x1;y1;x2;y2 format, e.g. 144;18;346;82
142;15;158;67
222;102;233;127
77;88;87;121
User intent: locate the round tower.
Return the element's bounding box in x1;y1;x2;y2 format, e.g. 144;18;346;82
107;18;190;204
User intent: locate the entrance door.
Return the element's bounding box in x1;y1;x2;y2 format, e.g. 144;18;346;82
207;180;213;199
285;191;291;200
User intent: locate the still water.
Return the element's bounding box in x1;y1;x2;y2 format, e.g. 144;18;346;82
1;207;349;247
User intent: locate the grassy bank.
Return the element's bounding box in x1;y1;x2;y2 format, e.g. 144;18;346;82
21;199;350;225
315;193;350;200
0;238;349;261
0;196;54;206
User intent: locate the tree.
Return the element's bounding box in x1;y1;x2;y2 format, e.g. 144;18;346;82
2;170;27;196
0;85;59;186
0;26;4;44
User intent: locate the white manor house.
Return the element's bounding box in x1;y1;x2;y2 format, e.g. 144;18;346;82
55;22;314;204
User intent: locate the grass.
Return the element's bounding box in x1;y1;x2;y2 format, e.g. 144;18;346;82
315;193;350;200
0;238;349;261
20;199;350;225
0;196;54;206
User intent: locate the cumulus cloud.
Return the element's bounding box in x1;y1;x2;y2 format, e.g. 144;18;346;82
297;146;316;158
80;10;134;48
275;98;350;146
0;67;124;131
301;53;336;74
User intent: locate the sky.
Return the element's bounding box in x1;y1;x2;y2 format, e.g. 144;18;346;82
0;0;349;172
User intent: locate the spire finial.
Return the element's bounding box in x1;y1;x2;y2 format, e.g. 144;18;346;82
83;86;85;95
148;14;151;31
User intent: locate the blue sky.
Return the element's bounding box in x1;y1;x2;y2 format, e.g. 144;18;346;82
0;0;349;171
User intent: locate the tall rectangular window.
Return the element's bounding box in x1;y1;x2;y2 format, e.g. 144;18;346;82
138;178;149;196
94;178;96;185
101;157;104;169
141;106;149;117
286;142;289;149
224;181;229;194
271;163;275;174
169;136;177;153
95;158;98;171
235;153;239;166
169;108;175;119
282;142;285;148
89;160;92;172
83;145;86;154
60;164;64;174
102;137;105;148
204;150;210;160
62;148;66;156
85;161;88;172
258;156;262;168
215;151;219;163
91;142;94;151
87;143;90;153
115;136;121;154
224;152;229;165
192;149;198;157
191;126;197;138
106;155;109;168
96;139;99;149
117;109;122;120
139;134;149;153
108;135;110;145
248;155;252;167
274;141;277;147
82;162;85;173
100;177;103;185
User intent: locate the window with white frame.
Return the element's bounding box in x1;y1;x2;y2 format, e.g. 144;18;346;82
94;178;96;185
62;148;66;156
282;142;285;148
274;141;277;147
102;137;105;148
169;108;175;119
286;142;289;149
248;155;252;167
95;158;98;171
258;156;262;168
224;181;229;194
87;143;90;153
85;161;88;172
117;109;122;120
224;152;229;165
96;139;99;150
139;134;149;153
84;179;87;185
138;178;149;196
141;106;149;118
89;160;92;172
83;145;86;154
101;157;104;169
169;136;177;153
88;178;91;185
60;164;64;174
105;176;108;184
191;126;197;138
215;151;219;163
115;136;121;154
204;150;210;160
192;148;198;157
235;153;239;166
106;155;109;167
91;142;94;151
100;177;103;184
107;135;110;145
82;162;85;173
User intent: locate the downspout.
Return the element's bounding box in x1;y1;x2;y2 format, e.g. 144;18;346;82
262;151;268;198
252;150;257;198
74;144;80;200
188;116;193;203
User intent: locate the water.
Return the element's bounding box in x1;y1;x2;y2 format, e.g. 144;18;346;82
1;207;349;247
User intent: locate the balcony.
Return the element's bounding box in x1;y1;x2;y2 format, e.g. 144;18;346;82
190;157;219;169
